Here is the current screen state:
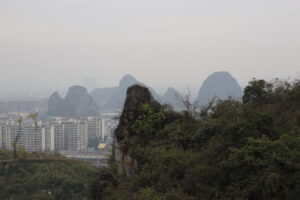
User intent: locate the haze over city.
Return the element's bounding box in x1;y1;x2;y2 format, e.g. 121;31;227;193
1;0;300;99
1;1;300;199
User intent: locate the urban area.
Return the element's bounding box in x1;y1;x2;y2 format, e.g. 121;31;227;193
0;103;119;166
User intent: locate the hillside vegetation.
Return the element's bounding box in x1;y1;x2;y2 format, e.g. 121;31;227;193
0;150;97;200
91;78;300;200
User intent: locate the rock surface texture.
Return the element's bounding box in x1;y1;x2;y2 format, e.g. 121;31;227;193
114;84;161;177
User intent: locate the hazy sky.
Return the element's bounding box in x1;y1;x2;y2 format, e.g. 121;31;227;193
0;0;300;99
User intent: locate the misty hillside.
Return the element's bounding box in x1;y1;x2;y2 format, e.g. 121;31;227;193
48;72;244;115
93;74;161;111
195;71;243;106
47;85;99;118
91;72;244;112
161;87;184;110
90;87;118;107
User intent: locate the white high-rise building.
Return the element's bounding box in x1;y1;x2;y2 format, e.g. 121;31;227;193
0;126;11;149
87;117;102;146
44;125;55;151
63;120;88;151
63;121;77;151
1;124;43;152
54;124;65;151
7;125;24;151
76;121;88;151
23;126;44;152
0;126;2;148
0;115;117;153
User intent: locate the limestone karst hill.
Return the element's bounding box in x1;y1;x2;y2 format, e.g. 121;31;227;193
195;71;243;106
47;85;99;118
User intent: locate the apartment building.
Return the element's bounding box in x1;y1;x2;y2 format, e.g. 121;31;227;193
87;117;102;146
0;116;116;153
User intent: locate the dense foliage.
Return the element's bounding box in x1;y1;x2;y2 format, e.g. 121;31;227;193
0;150;96;200
90;79;300;200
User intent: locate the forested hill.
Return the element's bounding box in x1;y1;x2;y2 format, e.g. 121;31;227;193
91;79;300;200
0;150;97;200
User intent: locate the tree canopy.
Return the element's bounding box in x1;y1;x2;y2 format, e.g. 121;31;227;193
90;79;300;200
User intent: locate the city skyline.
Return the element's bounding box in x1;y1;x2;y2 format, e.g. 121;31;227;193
0;114;118;152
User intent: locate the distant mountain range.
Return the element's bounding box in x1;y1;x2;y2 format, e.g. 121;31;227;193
90;72;242;111
47;71;243;116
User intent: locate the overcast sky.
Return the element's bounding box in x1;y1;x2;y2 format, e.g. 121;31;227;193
0;0;299;99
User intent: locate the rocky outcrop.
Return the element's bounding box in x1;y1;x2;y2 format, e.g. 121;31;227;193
114;84;161;177
102;74;161;111
194;71;243;106
47;85;99;118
